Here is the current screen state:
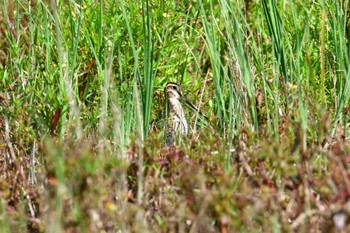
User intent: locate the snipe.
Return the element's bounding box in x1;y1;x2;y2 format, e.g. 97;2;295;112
164;82;205;146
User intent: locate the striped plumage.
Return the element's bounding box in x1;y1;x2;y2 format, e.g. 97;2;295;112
164;82;189;146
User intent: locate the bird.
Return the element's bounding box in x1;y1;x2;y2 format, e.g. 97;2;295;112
164;82;206;146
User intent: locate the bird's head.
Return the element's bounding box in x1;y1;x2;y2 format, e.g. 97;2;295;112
164;82;184;100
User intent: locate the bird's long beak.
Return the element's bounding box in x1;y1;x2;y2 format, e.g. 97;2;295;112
182;96;208;120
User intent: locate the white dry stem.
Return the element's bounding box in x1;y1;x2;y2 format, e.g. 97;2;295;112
29;141;37;185
5;117;16;165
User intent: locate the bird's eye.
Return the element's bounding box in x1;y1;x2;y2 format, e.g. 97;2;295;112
172;86;177;90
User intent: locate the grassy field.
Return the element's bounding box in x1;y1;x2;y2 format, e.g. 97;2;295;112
1;0;350;232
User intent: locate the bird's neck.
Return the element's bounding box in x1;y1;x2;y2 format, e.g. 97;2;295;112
167;97;189;136
167;98;186;118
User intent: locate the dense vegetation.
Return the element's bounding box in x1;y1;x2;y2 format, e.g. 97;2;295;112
1;0;350;232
